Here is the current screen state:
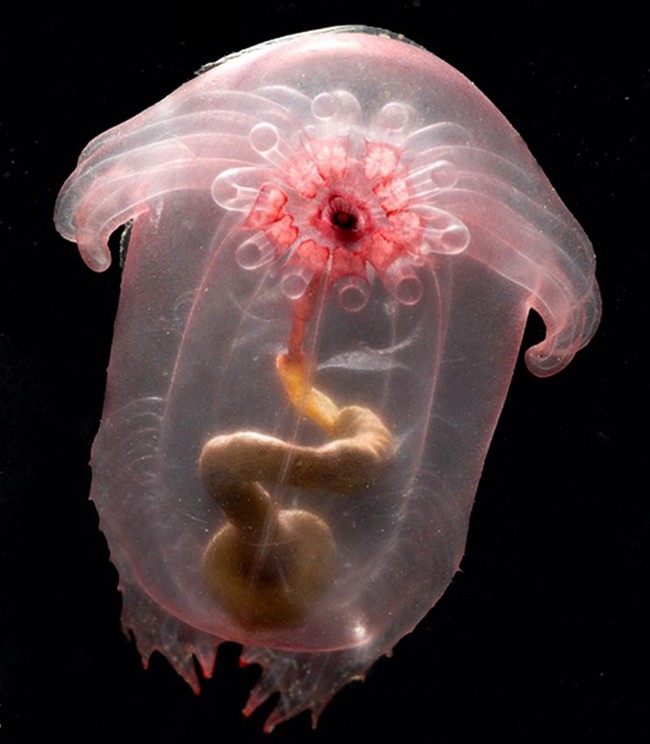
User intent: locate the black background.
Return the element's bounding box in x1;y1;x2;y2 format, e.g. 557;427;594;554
1;3;645;742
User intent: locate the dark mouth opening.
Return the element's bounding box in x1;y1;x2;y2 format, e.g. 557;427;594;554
324;195;366;245
332;208;357;230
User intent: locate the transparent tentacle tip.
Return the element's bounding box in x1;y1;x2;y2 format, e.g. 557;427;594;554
382;257;423;305
428;159;458;189
335;275;370;312
307;90;362;139
376;102;409;132
235;236;276;270
311;92;340;120
211;167;264;211
249;122;280;155
415;205;470;255
408;159;458;197
281;264;316;300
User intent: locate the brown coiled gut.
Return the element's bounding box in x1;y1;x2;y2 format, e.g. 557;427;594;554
200;400;393;630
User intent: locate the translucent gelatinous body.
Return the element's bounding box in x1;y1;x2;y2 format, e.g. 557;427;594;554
54;27;601;729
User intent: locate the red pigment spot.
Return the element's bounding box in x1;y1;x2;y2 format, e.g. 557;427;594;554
292;239;329;267
286;147;324;198
265;214;298;248
373;176;410;212
332;245;365;277
246;184;298;247
246;184;287;228
364;142;401;180
310;137;348;180
362;230;405;274
387;210;421;243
